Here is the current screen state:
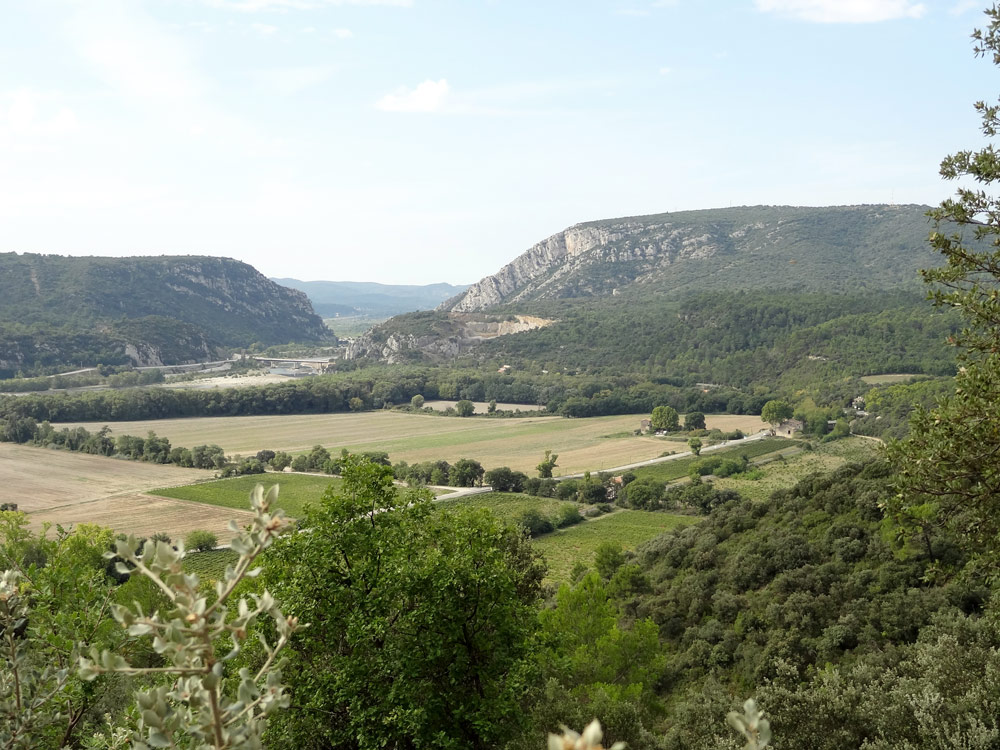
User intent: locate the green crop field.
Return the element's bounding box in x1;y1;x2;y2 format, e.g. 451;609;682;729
712;436;882;503
183;548;240;582
630;437;798;484
436;491;578;523
153;473;343;519
533;510;699;583
61;412;766;476
435;490;697;583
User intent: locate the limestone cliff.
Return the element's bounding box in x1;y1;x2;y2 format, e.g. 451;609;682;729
439;205;939;312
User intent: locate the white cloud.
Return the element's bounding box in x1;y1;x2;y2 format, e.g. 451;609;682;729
1;89;79;138
659;66;672;75
68;5;205;100
333;28;353;38
253;65;337;93
377;79;449;113
754;0;926;22
251;22;278;35
949;0;978;15
203;0;411;10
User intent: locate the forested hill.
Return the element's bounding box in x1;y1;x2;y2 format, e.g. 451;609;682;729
440;204;940;311
0;253;331;376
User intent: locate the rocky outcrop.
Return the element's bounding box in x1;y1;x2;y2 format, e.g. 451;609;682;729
345;314;553;364
440;220;731;311
439;205;936;312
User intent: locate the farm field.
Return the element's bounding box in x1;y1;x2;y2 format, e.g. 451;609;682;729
153;473;452;519
630;437;798;483
184;548;240;581
434;489;698;583
0;443;246;538
534;510;699;583
436;491;578;523
59;412;767;476
712;436;882;503
153;473;344;519
0;442;208;513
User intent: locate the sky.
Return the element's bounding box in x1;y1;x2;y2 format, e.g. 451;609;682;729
0;0;996;285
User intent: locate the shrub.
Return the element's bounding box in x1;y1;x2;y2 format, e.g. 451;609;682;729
556;504;584;528
270;451;293;471
184;529;218;552
519;509;554;537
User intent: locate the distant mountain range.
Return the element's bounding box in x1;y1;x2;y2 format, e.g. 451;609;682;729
440;204;939;311
273;279;469;317
0;253;330;376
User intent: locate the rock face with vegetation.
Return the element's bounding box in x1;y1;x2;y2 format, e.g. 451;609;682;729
345;311;552;363
440;204;940;311
0;253;331;375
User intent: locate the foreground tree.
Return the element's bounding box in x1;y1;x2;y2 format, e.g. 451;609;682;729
79;486;298;750
0;516;151;750
889;6;1000;576
257;457;545;750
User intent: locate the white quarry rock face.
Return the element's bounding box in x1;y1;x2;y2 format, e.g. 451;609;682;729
439;219;742;312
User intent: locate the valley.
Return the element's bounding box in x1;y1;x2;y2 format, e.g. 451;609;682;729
53;411;766;476
0;204;989;750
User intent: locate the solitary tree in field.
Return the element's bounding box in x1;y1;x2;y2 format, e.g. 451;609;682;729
688;437;703;456
761;400;794;430
411;394;425;409
684;411;706;431
537;449;559;478
651;405;679;431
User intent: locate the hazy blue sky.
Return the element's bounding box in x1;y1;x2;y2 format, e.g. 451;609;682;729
0;0;995;284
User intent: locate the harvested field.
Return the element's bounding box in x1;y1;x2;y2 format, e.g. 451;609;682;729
59;412;767;476
30;493;249;539
0;443;240;538
0;443;208;512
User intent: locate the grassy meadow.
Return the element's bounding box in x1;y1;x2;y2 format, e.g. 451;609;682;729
533;511;699;583
435;489;699;583
59;411;766;476
153;473;343;519
630;437;799;483
436;491;577;522
711;436;882;502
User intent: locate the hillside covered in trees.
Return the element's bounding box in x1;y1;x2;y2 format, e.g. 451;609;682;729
441;204;943;312
0;254;331;376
